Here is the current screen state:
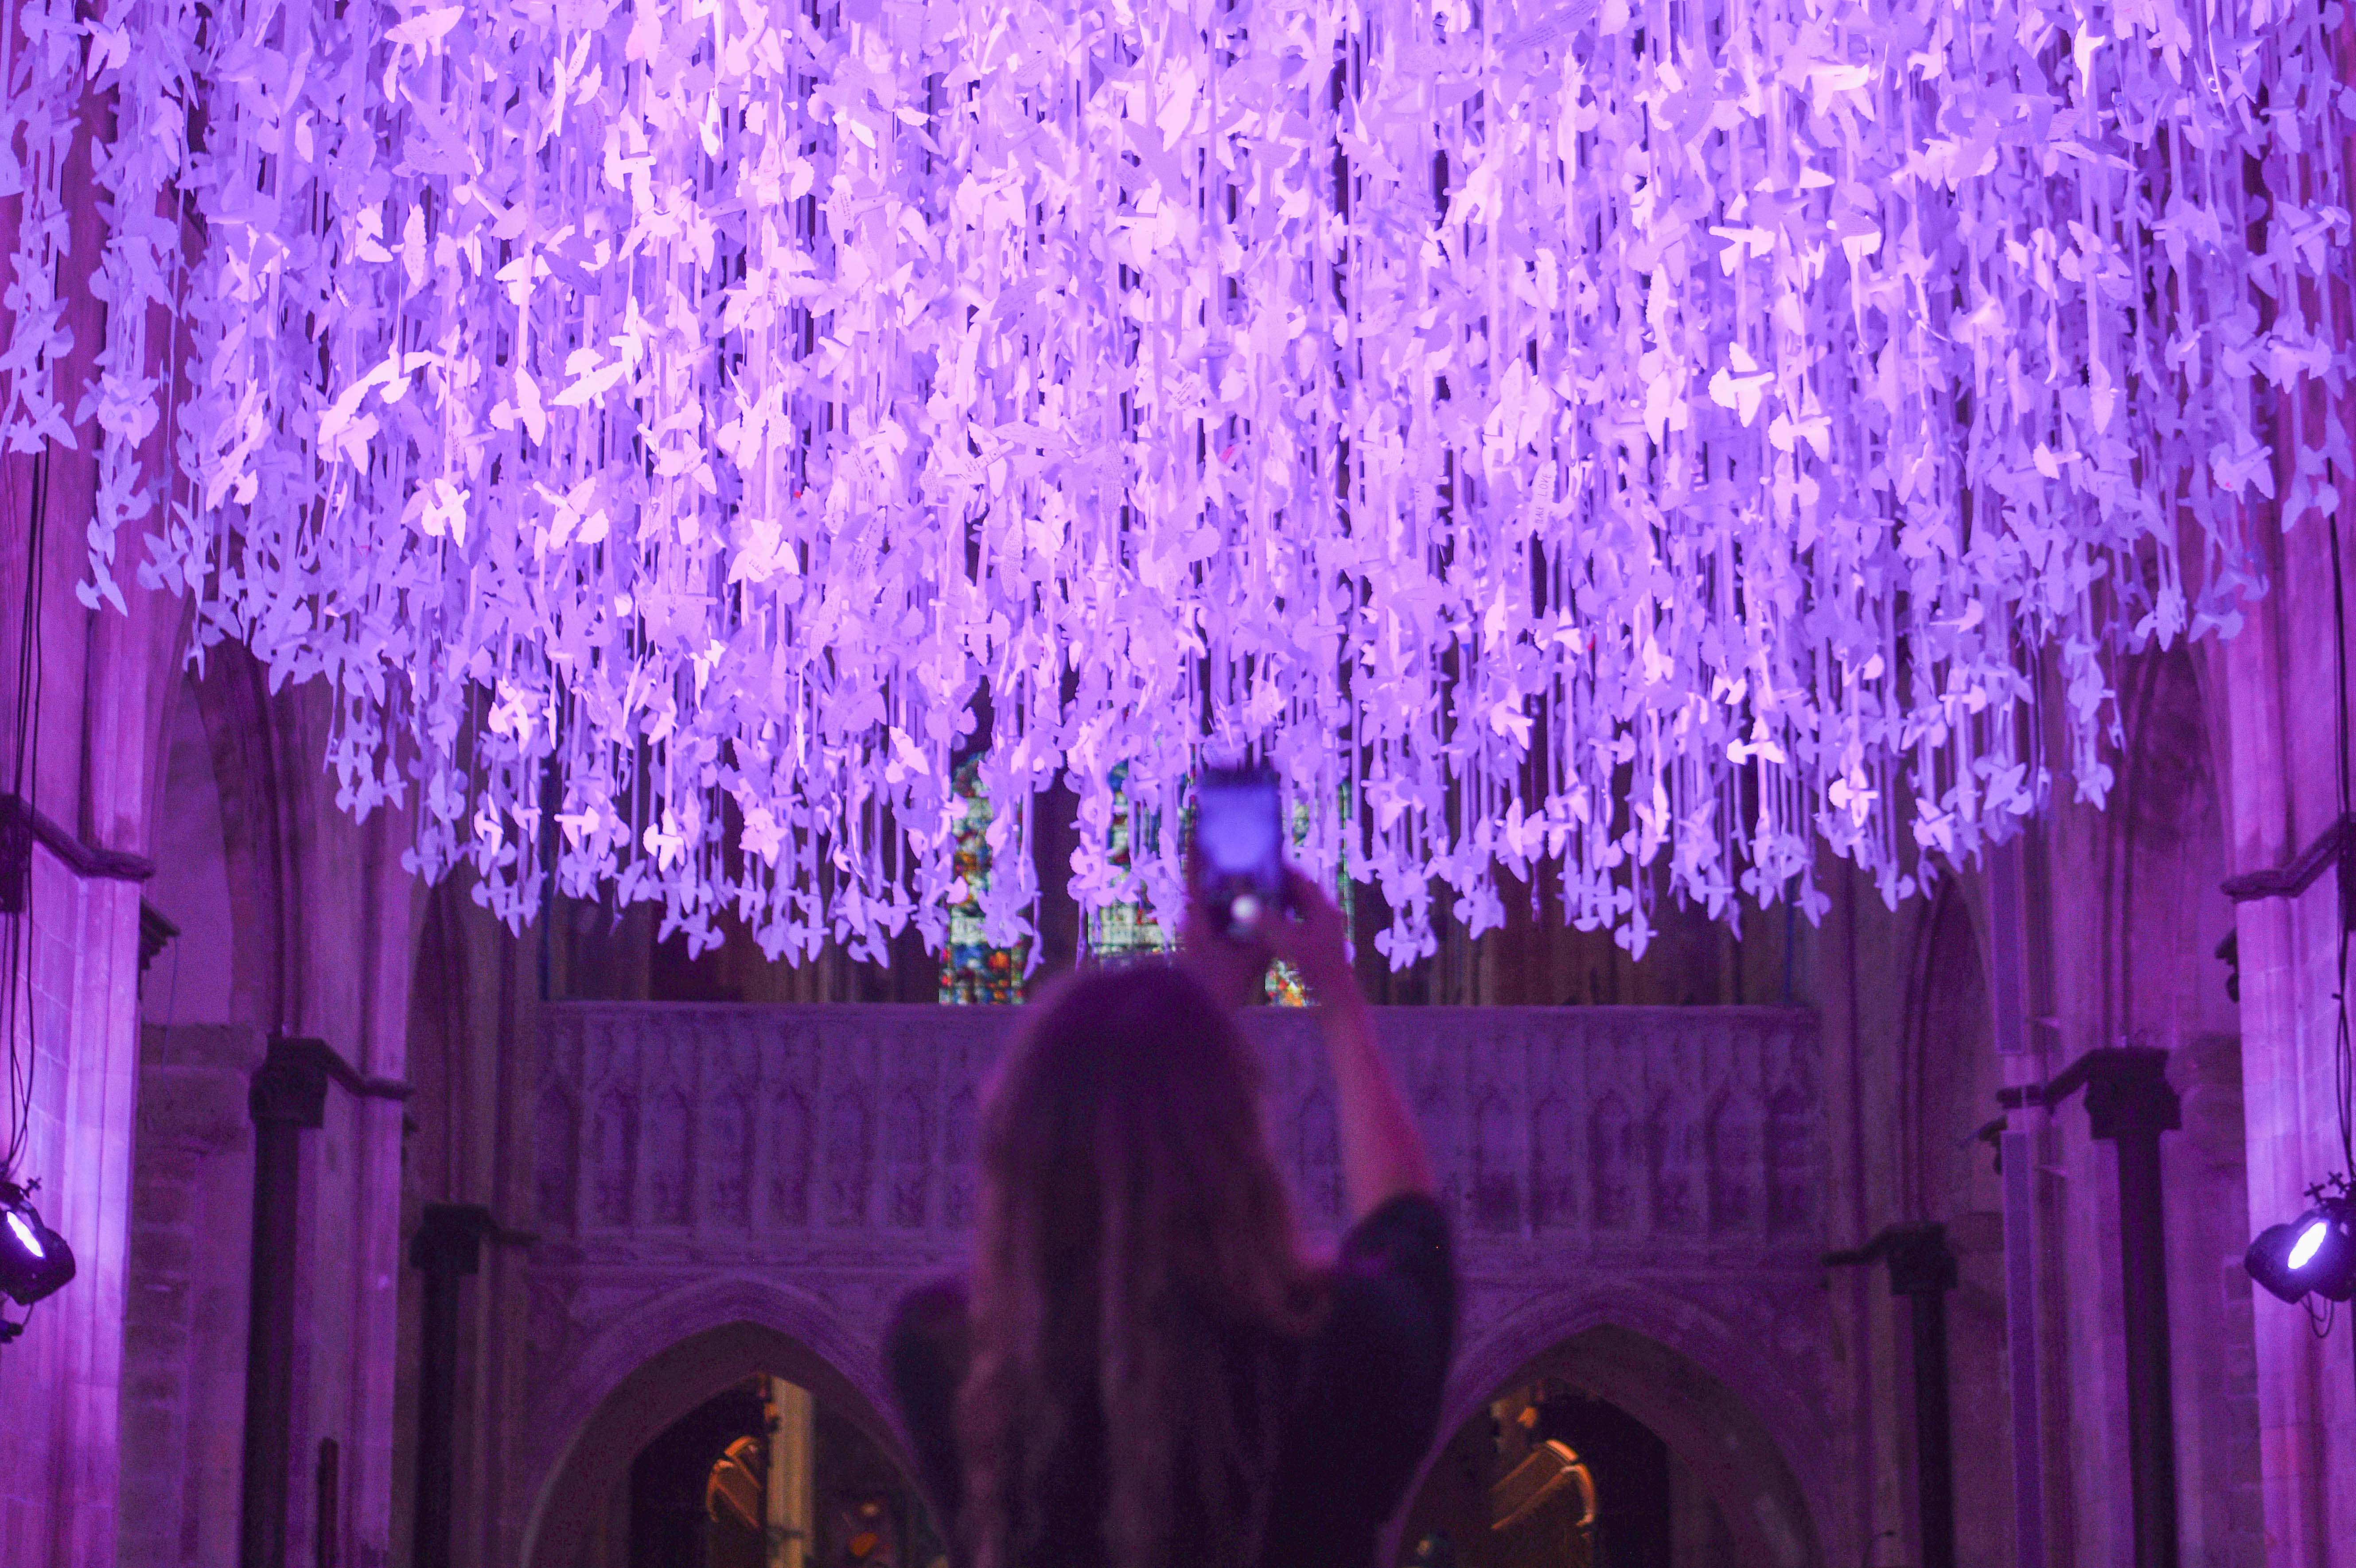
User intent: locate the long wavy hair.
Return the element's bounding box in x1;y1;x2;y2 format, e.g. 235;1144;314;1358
955;963;1324;1568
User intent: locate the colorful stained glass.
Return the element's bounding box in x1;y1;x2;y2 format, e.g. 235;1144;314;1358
938;758;1028;1006
1086;764;1175;965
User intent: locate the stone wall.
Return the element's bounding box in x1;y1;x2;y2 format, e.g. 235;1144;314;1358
117;1024;265;1568
0;307;180;1563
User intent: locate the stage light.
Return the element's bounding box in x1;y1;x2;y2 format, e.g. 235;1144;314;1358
2247;1223;2309;1303
2246;1186;2356;1306
0;1180;73;1307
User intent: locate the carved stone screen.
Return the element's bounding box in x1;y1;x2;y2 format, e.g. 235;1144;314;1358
515;1002;1835;1565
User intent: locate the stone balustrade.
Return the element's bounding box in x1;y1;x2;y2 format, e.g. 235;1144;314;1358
534;1002;1823;1255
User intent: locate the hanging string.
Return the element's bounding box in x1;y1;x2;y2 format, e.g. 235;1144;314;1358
4;0;2350;966
2328;504;2352;1178
3;452;49;1181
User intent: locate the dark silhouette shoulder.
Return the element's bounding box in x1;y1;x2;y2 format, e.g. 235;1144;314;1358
884;1194;1454;1568
886;1276;971;1526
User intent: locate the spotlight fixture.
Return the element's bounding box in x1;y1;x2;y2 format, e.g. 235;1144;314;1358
2246;1175;2356;1306
0;1179;73;1307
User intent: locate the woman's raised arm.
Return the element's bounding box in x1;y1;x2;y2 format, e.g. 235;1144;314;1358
1263;871;1434;1219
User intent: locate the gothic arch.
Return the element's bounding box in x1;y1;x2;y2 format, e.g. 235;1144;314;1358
185;642;308;1031
1903;879;2001;1221
519;1274;908;1568
1897;879;2013;1565
141;665;240;1024
1438;1285;1831;1568
2103;640;2235;1046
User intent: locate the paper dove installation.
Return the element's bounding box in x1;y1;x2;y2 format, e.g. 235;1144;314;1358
5;0;2348;965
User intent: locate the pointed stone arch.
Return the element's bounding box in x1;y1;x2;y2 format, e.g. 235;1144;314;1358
518;1274;907;1568
1434;1284;1834;1568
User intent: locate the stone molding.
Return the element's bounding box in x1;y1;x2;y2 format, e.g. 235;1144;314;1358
0;790;155;915
2219;809;2354;903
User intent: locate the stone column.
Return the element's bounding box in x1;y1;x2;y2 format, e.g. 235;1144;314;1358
1826;1222;1959;1568
1888;1226;1959;1568
241;1041;327;1568
408;1205;492;1568
118;1023;269;1568
1984;838;2049;1568
2041;1046;2185;1568
0;801;155;1566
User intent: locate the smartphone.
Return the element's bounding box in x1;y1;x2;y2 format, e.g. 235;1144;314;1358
1193;766;1286;939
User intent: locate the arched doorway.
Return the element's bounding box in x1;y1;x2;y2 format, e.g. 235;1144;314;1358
524;1315;931;1568
625;1374;942;1568
1404;1324;1822;1568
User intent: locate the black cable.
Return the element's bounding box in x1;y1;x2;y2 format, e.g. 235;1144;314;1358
2337;469;2356;1378
2;448;47;1180
2331;505;2352;1177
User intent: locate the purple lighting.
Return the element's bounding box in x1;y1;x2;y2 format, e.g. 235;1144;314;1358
3;0;2348;969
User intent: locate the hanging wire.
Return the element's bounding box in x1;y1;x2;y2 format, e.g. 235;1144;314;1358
2330;504;2353;1178
3;451;49;1181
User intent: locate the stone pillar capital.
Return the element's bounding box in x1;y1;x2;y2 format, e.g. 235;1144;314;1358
1826;1221;1958;1297
138;899;179;973
248;1039;330;1129
408;1205;495;1277
1881;1223;1960;1297
2042;1047;2182;1140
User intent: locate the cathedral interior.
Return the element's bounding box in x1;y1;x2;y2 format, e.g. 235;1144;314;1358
0;1;2353;1565
3;544;2348;1567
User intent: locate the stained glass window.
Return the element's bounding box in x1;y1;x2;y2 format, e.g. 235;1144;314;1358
935;762;1349;1005
1086;763;1174;965
937;757;1028;1005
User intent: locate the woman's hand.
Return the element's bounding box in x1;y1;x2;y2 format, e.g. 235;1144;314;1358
1179;889;1273;1010
1262;868;1432;1211
1182;867;1361;1010
1263;869;1359;1008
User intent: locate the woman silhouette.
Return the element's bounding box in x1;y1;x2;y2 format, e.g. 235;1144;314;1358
886;871;1452;1568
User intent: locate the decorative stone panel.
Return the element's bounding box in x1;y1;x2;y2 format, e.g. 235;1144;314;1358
535;1004;1819;1251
